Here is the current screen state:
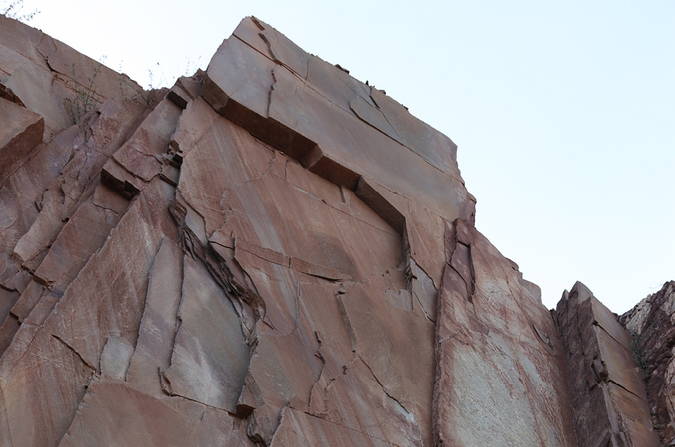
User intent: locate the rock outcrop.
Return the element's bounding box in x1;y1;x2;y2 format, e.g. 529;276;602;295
555;282;660;446
0;14;670;447
434;220;577;445
621;282;675;445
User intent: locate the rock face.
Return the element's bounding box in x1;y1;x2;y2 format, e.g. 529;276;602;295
0;14;670;447
433;220;578;446
555;282;661;446
621;282;675;445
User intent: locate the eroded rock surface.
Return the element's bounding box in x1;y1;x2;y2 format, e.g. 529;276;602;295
555;282;661;446
621;282;675;445
0;13;670;447
434;220;577;446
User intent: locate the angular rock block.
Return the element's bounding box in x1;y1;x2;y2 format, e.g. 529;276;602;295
0;97;43;179
555;282;661;446
0;14;145;139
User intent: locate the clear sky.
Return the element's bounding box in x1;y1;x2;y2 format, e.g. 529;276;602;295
12;0;674;313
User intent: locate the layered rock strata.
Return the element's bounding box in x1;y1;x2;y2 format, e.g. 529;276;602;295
0;14;669;447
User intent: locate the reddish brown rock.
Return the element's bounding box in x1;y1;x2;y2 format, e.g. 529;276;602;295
554;282;661;446
621;281;675;445
0;13;669;447
0;14;144;139
0;97;43;179
434;219;577;445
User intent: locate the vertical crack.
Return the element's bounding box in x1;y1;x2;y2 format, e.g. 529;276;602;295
169;201;264;346
266;67;277;118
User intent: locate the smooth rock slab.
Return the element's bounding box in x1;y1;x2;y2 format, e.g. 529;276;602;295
163;255;250;411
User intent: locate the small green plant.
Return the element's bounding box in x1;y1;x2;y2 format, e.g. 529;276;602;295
183;56;203;77
146;61;165;90
63;59;104;125
130;61;165;108
630;336;647;376
1;0;39;22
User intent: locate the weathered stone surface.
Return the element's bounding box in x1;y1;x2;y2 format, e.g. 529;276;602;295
621;281;675;446
59;380;253;446
555;282;661;446
0;97;43;179
0;14;145;139
0;13;670;447
203;18;474;224
433;219;577;446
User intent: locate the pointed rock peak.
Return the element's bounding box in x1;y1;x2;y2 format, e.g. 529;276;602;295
570;280;594;302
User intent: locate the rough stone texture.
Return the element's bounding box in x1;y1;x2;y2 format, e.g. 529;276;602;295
621;282;675;445
555;282;661;446
0;14;144;139
0;97;43;179
0;14;670;447
433;219;577;446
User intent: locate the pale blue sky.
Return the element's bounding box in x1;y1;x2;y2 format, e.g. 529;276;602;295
18;0;674;312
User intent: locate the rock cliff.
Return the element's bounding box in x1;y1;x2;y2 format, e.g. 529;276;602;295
0;14;670;446
621;282;675;445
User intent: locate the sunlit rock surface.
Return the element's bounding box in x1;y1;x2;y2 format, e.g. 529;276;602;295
0;14;670;446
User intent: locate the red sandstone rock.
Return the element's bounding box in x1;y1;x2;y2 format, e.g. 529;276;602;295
434;219;577;445
0;13;670;447
0;97;43;179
